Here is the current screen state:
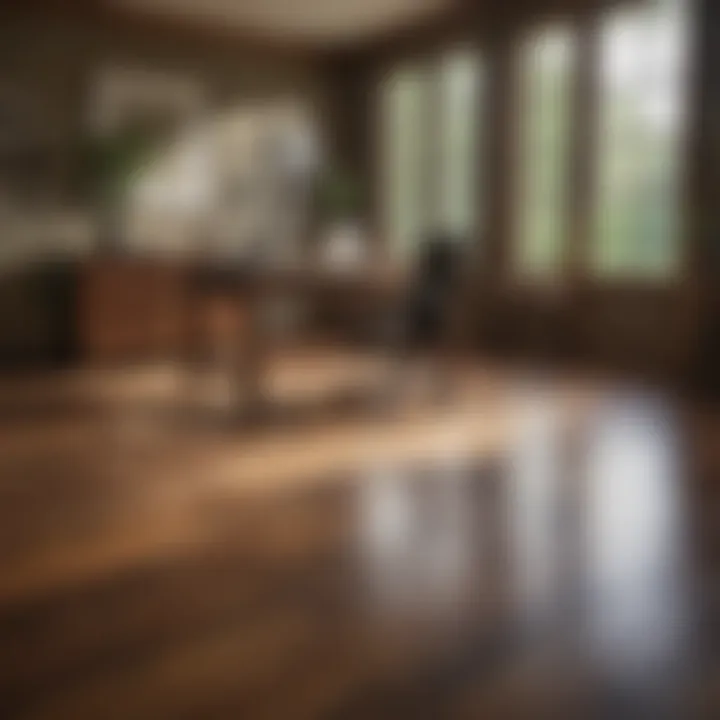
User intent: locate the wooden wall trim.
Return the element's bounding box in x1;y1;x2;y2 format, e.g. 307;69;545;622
1;0;323;61
566;14;600;287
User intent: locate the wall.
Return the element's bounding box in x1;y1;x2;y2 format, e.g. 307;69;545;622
689;0;720;393
324;0;710;384
0;6;327;225
0;6;328;365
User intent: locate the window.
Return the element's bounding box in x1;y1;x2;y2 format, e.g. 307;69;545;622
381;49;484;260
515;26;575;279
592;0;689;278
437;50;484;238
381;64;432;260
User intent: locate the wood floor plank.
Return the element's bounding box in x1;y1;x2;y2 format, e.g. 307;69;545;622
0;357;714;719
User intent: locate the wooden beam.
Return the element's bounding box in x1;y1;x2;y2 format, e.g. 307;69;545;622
1;0;323;60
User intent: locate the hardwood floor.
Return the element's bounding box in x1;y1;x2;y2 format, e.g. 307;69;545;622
0;354;717;719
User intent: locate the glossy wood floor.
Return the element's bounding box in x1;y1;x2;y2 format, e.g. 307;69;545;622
0;352;718;719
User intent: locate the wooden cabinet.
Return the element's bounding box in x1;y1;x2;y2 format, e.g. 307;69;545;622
78;259;188;362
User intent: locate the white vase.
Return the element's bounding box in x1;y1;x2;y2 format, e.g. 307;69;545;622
322;221;365;270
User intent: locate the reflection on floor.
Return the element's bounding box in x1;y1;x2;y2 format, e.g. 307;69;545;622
0;354;717;719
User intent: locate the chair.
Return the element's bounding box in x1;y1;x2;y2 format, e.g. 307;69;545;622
403;235;465;351
385;234;469;404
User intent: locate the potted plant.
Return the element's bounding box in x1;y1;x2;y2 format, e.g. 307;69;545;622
316;168;365;269
79;120;167;253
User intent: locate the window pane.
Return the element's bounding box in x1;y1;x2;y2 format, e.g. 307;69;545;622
593;0;689;278
437;49;483;240
381;65;432;260
515;27;575;278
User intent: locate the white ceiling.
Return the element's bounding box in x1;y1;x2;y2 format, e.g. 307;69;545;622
110;0;452;44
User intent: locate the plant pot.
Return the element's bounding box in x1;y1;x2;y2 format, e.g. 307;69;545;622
321;220;366;270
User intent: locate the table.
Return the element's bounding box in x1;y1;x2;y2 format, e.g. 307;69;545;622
183;263;405;418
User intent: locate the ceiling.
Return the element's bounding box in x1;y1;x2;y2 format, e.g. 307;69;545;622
110;0;454;45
